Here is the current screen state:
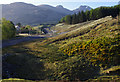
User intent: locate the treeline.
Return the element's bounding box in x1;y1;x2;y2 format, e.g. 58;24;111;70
60;5;120;24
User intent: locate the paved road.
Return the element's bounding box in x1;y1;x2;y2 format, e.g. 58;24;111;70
2;36;45;48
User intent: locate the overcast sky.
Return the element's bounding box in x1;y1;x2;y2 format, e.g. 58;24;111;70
0;0;119;10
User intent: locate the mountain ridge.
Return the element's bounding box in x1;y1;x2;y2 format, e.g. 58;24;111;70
2;2;92;25
73;5;92;13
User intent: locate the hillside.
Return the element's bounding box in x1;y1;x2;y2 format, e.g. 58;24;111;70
2;2;66;25
2;16;120;81
2;2;92;25
48;16;113;43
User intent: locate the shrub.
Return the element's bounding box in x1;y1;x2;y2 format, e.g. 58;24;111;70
60;35;120;68
2;18;16;40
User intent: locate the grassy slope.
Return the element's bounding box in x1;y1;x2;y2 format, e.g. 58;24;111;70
44;16;113;44
2;16;120;81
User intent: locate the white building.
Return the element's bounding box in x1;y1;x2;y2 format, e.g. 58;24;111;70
15;25;20;31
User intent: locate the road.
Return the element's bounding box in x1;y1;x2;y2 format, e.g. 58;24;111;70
2;35;45;48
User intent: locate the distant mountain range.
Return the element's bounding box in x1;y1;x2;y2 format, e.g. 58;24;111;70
2;2;92;25
119;1;120;4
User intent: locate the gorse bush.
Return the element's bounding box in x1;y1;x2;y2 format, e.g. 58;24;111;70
2;18;16;40
60;35;120;68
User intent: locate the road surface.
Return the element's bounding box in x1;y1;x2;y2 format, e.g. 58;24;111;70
2;36;45;48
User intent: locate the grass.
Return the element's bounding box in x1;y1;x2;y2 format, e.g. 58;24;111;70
2;76;120;82
2;39;69;80
87;75;120;82
51;20;93;34
42;16;119;50
100;66;120;74
42;16;113;45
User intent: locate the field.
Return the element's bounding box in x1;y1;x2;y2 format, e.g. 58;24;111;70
2;16;120;81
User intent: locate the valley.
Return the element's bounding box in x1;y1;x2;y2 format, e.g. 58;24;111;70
1;1;120;81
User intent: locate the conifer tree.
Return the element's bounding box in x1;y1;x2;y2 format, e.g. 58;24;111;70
72;13;77;24
85;10;90;21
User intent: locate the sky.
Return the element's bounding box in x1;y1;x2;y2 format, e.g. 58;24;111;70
0;0;119;10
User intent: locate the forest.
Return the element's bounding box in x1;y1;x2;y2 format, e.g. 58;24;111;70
60;4;120;24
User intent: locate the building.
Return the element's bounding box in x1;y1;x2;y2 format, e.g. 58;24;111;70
15;25;20;31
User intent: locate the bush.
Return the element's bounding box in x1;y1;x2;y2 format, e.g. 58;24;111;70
60;35;120;68
2;18;16;40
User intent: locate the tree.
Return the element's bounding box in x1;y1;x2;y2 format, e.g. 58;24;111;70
64;15;72;24
78;12;81;23
89;9;94;20
78;11;86;23
59;17;65;23
85;10;90;21
72;13;78;24
81;11;87;22
16;23;22;27
25;25;32;35
59;4;120;25
25;25;32;29
92;8;100;19
2;18;16;40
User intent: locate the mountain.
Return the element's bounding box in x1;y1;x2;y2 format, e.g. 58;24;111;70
2;2;92;25
2;2;72;25
38;5;73;15
73;5;92;13
119;1;120;4
55;5;73;14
